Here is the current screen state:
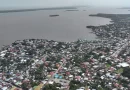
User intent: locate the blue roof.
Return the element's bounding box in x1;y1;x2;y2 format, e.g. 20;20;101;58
54;74;59;78
59;76;62;79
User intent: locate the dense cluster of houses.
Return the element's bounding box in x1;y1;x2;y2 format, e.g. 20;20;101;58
0;14;130;90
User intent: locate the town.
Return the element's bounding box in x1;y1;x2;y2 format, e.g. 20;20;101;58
0;13;130;90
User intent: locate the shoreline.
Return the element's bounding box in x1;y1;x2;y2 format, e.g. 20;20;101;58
1;13;130;90
87;13;130;38
0;7;77;13
1;13;130;46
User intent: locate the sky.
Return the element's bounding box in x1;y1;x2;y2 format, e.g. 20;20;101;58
0;0;130;8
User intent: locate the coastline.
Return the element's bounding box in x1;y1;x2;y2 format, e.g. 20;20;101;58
0;7;77;13
87;13;130;38
1;11;130;90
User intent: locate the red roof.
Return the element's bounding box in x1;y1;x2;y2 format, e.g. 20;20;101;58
50;72;54;76
66;72;70;76
75;76;81;80
14;88;19;90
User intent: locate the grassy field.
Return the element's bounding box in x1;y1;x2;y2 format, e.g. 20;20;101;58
115;68;124;74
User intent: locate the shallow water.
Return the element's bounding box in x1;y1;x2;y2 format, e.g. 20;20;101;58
0;7;129;47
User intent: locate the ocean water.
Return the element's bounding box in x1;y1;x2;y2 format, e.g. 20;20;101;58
0;7;129;47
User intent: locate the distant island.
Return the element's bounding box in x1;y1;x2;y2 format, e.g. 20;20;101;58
0;9;41;13
49;15;59;17
120;7;130;9
0;7;77;13
66;10;79;11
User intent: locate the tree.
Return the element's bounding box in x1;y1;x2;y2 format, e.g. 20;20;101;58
69;80;82;90
35;68;44;80
43;84;59;90
122;67;130;79
120;79;129;87
21;82;29;90
97;86;104;90
30;80;39;87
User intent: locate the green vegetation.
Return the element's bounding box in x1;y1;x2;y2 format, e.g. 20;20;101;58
30;80;40;87
97;86;104;90
122;67;130;79
69;80;83;90
34;65;44;80
106;63;111;68
43;83;60;90
115;68;123;74
21;82;29;90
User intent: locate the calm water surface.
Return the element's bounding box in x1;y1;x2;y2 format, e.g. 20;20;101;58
0;7;130;47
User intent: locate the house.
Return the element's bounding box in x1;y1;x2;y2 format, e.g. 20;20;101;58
118;62;129;67
75;76;81;81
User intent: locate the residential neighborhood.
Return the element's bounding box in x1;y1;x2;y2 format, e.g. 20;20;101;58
0;13;130;90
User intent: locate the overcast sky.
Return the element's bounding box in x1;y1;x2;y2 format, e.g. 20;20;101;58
1;0;130;8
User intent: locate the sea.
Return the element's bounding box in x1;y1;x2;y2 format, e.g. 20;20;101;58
0;7;130;47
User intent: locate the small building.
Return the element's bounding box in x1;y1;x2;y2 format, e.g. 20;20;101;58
118;62;129;67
